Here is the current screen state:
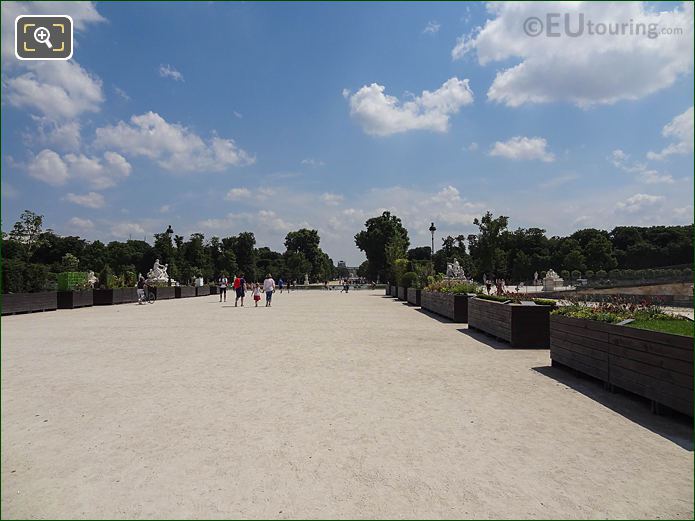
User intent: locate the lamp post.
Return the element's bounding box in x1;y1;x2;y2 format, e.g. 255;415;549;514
165;225;174;286
429;222;436;257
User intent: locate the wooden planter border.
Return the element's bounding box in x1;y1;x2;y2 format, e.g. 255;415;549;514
406;288;422;306
2;291;57;315
196;286;211;296
57;290;93;309
397;286;408;301
550;314;693;416
420;291;472;322
152;286;176;300
93;288;138;305
175;286;196;298
468;297;552;348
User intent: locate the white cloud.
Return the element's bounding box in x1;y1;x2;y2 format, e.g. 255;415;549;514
68;217;94;231
539;174;579;189
346;77;474;136
94;112;254;172
609;149;674;184
111;222;146;238
26;117;81;151
27;149;69;186
5;61;104;120
467;142;479;151
301;158;325;167
64;151;132;189
159;205;171;213
423;21;441;34
489;136;555;162
233;111;243;119
114;86;130;101
453;2;694;107
616;193;665;213
225;187;251;200
64;192;105;209
158;64;184;82
320;193;344;205
25;149;131;188
647;106;694;160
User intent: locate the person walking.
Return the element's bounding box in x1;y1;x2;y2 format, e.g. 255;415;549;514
218;274;228;302
263;273;276;307
137;275;147;304
252;282;261;307
234;272;246;307
278;277;284;293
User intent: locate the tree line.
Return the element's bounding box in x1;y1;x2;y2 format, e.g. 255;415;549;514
354;211;693;283
2;211;339;293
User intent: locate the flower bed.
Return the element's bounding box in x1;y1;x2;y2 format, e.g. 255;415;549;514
468;296;554;348
2;291;57;315
406;287;421;306
57;290;93;309
196;286;211;297
420;291;473;322
175;286;196;298
93;288;138;305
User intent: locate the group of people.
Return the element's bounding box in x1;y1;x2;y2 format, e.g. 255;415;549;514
217;273;278;307
483;275;507;296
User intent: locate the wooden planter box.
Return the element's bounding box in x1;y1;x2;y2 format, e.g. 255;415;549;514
175;286;196;298
407;288;422;306
196;286;211;296
152;286;175;300
385;286;391;296
550;315;693;416
468;297;552;348
57;290;93;309
420;291;472;322
2;291;57;315
397;286;408;300
93;288;138;305
209;286;219;295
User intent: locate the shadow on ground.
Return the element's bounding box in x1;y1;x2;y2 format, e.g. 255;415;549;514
414;308;456;324
533;364;693;451
455;327;549;350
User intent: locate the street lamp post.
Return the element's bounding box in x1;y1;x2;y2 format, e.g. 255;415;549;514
429;222;436;257
165;225;173;286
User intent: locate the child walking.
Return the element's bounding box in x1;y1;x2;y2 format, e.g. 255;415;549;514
252;282;261;307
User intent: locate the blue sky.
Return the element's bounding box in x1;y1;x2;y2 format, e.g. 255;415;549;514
2;1;693;264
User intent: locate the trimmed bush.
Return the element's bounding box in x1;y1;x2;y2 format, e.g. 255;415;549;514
596;269;608;279
571;269;581;279
24;264;48;293
401;271;418;289
57;272;88;291
561;270;570;280
585;270;594;278
2;259;25;293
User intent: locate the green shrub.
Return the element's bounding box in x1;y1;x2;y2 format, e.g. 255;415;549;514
596;269;608;279
571;270;581;279
60;253;80;272
585;270;594;279
475;293;513;303
57;271;88;291
123;271;137;287
24;263;48;293
532;298;557;306
400;271;418;289
426;280;480;294
98;266;113;289
561;269;570;280
2;259;25;293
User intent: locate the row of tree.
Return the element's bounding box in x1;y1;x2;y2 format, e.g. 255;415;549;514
353;211;693;283
2;211;338;293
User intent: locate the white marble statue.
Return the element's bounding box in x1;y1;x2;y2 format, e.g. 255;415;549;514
304;273;310;285
446;258;465;279
87;271;98;288
543;269;564;291
147;259;170;282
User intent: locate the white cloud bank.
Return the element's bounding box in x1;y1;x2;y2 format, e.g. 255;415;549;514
647;106;694;160
64;192;106;209
158;64;184;82
453;1;693;107
489;136;555;162
26;149;131;188
346;77;473;136
95;112;254;172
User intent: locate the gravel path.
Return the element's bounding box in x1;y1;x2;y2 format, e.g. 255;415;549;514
2;290;692;519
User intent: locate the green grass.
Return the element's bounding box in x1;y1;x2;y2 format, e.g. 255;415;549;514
627;319;694;337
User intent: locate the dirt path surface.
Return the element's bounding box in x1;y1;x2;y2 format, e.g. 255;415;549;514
2;291;692;519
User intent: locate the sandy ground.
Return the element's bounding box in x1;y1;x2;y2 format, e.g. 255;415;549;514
1;290;692;519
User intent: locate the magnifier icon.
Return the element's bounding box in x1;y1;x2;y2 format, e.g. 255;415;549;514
33;26;53;49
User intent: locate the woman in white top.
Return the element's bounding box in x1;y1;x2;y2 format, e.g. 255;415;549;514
263;274;276;307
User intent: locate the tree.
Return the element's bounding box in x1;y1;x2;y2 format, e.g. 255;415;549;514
584;236;617;272
356;260;370;278
407;246;431;261
355;211;409;282
467;212;509;277
284;228;333;282
60;253;80;272
563;250;587;273
10;210;44;258
384;234;408;283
